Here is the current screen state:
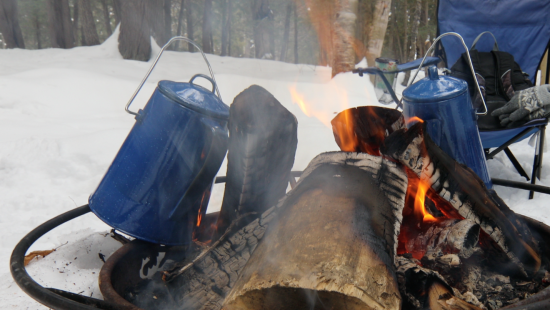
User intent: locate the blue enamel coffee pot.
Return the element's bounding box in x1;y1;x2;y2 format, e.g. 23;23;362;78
402;33;492;188
89;37;229;245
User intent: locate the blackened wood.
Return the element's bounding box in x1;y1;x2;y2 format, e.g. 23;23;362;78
0;0;25;48
165;206;276;310
215;85;297;238
396;256;483;310
78;0;100;46
332;106;405;155
223;152;407;310
382;122;541;277
118;0;151;61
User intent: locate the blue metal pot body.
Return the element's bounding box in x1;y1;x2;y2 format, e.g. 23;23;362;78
89;78;229;245
403;66;492;188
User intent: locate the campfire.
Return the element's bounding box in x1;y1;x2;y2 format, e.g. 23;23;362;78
116;88;549;310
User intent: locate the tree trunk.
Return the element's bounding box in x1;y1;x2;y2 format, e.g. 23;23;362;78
72;0;79;44
202;0;213;54
0;0;25;48
79;0;100;46
186;0;194;52
331;0;358;77
113;0;122;26
164;0;172;42
118;0;151;61
47;0;74;48
364;0;391;67
293;2;298;64
175;0;184;49
279;1;291;62
252;0;272;59
221;0;227;55
33;9;41;49
100;0;112;36
221;0;232;56
149;0;168;47
401;0;422;86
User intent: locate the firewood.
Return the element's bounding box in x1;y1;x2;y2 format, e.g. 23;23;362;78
223;152;408;310
395;256;483;310
381;122;541;277
331;106;405;155
215;85;298;238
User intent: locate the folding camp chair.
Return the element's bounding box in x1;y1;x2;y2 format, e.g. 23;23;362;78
437;0;550;198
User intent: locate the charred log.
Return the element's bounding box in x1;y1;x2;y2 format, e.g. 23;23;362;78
223;152;408;310
395;256;483;310
382;122;541;278
215;85;298;239
332;106;405;156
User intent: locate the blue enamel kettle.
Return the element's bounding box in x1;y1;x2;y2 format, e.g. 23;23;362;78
402;33;492;188
89;37;229;245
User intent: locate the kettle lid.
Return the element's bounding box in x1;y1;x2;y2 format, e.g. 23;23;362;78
158;80;230;120
403;66;467;103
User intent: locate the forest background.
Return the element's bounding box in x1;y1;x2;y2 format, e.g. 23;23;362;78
0;0;437;82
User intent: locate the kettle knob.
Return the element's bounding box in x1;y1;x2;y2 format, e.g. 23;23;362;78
428;66;439;80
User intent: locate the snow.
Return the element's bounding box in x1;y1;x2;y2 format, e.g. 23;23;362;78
1;30;549;308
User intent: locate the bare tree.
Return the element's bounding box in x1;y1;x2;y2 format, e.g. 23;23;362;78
149;0;168;46
293;1;298;64
118;0;151;61
0;0;25;48
252;0;273;59
364;0;391;66
113;0;122;26
332;0;358;77
164;0;172;41
186;0;194;52
175;0;185;49
401;0;422;86
221;0;233;56
47;0;74;48
79;0;99;46
100;0;112;36
279;1;292;61
202;0;213;53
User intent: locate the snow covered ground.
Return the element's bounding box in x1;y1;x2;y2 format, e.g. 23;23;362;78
1;30;548;309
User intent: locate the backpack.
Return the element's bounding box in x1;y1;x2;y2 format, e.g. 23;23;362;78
449;32;533;130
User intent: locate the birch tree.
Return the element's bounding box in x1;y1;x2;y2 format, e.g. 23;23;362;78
332;0;358;77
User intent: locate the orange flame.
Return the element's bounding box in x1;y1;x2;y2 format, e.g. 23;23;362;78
414;179;437;223
289;85;311;117
406;116;424;125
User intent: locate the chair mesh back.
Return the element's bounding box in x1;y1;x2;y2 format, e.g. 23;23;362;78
438;0;550;83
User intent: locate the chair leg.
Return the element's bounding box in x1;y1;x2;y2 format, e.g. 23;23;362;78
504;148;530;181
529;126;546;199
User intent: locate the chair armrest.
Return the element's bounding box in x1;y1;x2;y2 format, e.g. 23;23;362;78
396;56;440;72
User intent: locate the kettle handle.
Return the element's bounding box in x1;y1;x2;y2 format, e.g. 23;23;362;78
168;119;228;220
408;32;488;116
125;37;222;118
189;74;217;94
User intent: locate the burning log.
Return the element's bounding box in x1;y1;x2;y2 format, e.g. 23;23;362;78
223;152;408;310
395;256;483;310
381;122;541;277
331;106;405;156
215;85;298;238
405;219;481;260
165;206;277;310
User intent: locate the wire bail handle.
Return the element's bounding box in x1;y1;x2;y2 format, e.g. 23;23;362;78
125;37;222;117
408;32;488;116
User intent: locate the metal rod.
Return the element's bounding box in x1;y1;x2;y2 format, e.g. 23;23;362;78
408;32;488;115
492;178;550;195
125;37;221;117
